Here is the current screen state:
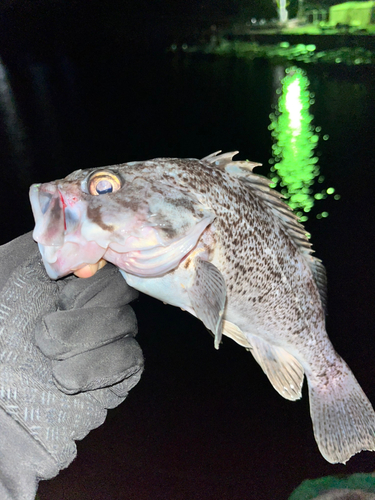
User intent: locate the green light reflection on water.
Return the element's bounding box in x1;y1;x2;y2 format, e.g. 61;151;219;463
268;66;337;220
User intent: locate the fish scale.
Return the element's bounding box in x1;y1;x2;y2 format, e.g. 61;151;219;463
29;150;375;464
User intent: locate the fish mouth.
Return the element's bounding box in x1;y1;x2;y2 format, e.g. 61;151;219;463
30;183;66;246
30;182;215;280
35;238;108;280
30;183;108;279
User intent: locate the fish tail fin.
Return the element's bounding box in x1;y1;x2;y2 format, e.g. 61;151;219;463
308;358;375;464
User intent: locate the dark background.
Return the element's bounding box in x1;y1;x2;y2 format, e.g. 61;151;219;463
1;2;375;499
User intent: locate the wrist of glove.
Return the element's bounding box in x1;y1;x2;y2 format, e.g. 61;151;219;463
0;233;144;499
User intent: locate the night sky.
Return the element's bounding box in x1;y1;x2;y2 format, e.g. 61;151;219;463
0;0;272;56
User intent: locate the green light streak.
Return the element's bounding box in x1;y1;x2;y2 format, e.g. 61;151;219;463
269;66;337;220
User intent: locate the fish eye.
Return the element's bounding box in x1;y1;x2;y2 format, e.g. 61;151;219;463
88;172;122;196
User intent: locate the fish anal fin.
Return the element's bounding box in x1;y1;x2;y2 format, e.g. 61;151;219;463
222;320;252;348
187;258;226;350
248;335;304;401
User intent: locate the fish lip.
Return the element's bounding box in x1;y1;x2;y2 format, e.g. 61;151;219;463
30;183;66;247
29;184;43;224
39;239;108;279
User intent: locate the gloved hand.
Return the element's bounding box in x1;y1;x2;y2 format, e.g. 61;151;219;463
0;232;144;500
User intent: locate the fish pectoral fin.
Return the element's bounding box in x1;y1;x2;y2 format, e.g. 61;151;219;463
187;258;226;350
222;320;252;348
248;335;304;401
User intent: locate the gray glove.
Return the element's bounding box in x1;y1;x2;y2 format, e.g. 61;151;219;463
0;232;144;500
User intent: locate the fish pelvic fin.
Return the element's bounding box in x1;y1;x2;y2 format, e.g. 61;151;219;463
308;359;375;464
187;258;226;350
248;335;304;401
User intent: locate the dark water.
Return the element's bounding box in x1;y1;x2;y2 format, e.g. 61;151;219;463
1;43;375;499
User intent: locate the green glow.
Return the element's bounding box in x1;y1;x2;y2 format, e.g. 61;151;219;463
212;40;375;66
269;67;338;220
269;67;318;216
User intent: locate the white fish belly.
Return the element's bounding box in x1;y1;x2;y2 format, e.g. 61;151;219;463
120;268;196;317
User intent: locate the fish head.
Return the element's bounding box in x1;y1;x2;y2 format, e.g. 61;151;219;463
29;161;215;279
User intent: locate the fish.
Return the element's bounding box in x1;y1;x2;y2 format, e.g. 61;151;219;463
29;150;375;464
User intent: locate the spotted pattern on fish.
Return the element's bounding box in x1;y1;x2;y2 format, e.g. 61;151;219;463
29;151;375;465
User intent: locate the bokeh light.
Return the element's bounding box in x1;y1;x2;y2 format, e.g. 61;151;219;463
268;66;338;220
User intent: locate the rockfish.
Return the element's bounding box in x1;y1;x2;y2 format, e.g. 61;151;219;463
29;151;375;464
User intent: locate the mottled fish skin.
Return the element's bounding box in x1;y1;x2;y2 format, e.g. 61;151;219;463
29;151;375;464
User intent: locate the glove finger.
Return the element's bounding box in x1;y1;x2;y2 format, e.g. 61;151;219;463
57;263;138;310
51;335;144;395
89;369;143;409
110;369;143;397
35;305;137;359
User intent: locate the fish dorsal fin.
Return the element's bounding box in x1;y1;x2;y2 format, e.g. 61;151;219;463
202;150;261;172
248;334;304;401
306;255;328;314
222;320;252;348
201;151;328;314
